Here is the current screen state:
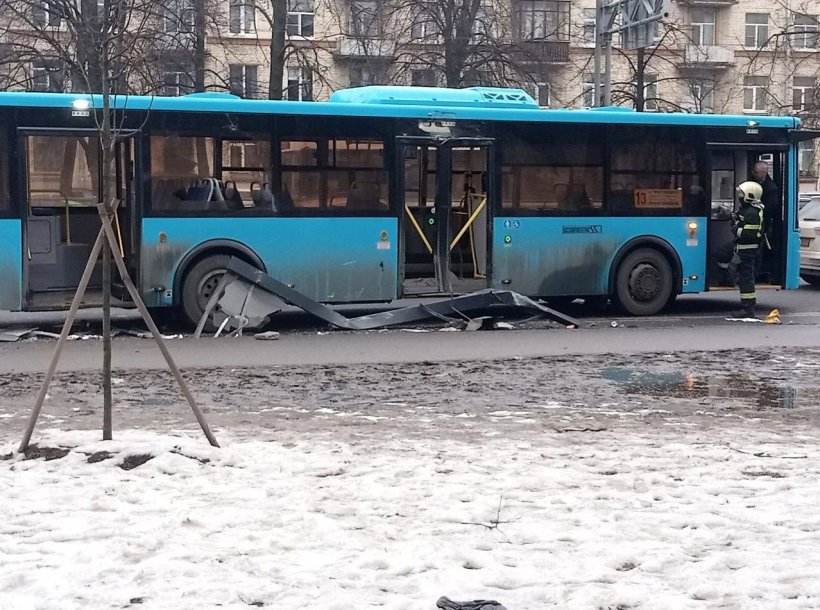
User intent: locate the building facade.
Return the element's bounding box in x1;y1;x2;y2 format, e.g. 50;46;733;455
2;0;819;179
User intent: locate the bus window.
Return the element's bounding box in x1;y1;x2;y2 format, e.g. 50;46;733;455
27;136;99;210
150;136;214;211
222;140;271;209
280;138;388;211
501;126;604;213
608;127;705;216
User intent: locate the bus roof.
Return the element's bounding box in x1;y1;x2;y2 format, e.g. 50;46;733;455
0;87;800;130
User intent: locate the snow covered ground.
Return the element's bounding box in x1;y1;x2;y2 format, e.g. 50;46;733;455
2;349;820;609
2;420;820;609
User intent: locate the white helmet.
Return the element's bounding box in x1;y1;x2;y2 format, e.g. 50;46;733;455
736;181;763;205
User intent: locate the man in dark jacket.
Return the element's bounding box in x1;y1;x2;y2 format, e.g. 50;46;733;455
751;160;780;283
730;181;766;317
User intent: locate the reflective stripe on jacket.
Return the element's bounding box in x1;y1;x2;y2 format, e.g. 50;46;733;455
734;202;765;249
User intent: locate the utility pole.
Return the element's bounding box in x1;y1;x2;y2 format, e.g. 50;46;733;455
593;0;669;108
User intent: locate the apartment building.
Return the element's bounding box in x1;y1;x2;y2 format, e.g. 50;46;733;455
3;0;819;178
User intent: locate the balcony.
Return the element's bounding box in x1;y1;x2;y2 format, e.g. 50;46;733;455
683;44;735;69
334;36;395;59
678;0;737;6
518;40;570;63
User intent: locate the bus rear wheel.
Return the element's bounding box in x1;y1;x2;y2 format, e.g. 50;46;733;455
181;254;232;330
613;248;673;316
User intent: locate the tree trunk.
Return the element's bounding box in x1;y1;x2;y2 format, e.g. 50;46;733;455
194;0;207;91
269;0;286;99
100;0;114;440
77;0;103;91
636;47;645;112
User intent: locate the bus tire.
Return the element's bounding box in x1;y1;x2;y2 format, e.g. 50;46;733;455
613;248;673;316
181;254;232;330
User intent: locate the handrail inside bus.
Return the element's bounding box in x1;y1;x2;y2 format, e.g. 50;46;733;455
450;195;487;252
403;204;433;254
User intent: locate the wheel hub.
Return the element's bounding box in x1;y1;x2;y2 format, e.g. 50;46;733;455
197;270;225;310
628;263;661;302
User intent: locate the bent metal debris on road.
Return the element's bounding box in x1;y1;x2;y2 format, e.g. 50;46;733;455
195;257;580;337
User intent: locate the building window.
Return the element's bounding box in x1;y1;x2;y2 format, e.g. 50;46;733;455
229;64;258;98
582;8;596;45
287;0;314;37
643;74;658;111
745;13;768;49
350;0;379;37
349;64;378;87
286;67;312;101
534;82;550;107
163;71;193;96
793;14;818;50
471;6;495;42
524;82;550;107
411;5;438;41
799;140;816;176
691;8;715;46
743;76;768;112
793;76;816;112
165;0;195;33
229;0;255;33
689;80;714;113
32;1;62;28
31;59;65;92
515;0;569;42
411;69;437;87
582;73;599;107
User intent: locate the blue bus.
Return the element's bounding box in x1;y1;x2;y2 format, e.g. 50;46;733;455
0;86;805;326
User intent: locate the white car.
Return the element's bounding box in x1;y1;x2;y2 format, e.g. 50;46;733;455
799;192;820;211
799;200;820;286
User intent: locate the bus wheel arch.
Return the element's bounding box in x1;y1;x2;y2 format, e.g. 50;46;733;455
175;241;265;328
609;238;681;316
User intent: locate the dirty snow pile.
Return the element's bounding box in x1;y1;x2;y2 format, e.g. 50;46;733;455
1;426;820;610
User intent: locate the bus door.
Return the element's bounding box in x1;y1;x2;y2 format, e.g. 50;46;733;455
22;131;135;308
397;137;493;296
706;144;789;289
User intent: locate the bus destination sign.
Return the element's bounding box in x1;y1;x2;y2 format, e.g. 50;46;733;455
634;189;682;209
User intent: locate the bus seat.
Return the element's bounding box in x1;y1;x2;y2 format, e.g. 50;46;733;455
222;180;244;210
251;182;278;212
346;180;380;210
276;184;294;211
569;184;591;210
185;178;213;202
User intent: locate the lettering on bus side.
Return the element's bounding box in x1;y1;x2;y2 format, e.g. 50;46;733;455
562;225;603;234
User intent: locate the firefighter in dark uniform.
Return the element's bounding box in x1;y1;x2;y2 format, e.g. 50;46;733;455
731;181;766;318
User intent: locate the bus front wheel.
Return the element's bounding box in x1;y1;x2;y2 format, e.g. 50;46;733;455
613;248;673;316
181;254;231;330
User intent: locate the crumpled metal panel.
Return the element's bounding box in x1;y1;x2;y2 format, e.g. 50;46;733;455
196;257;579;336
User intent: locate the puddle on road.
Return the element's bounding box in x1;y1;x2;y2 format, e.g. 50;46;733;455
601;367;817;410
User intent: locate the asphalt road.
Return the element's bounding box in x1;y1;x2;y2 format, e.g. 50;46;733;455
1;285;819;374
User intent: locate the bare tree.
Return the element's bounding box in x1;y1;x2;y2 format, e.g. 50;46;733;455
0;0;219;448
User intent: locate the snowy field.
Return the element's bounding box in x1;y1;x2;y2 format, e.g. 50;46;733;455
2;349;820;609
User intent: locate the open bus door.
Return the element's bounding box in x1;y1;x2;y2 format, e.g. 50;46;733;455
22;130;136;309
706;143;792;290
396;137;494;296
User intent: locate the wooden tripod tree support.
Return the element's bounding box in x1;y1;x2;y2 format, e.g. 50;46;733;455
18;206;220;453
